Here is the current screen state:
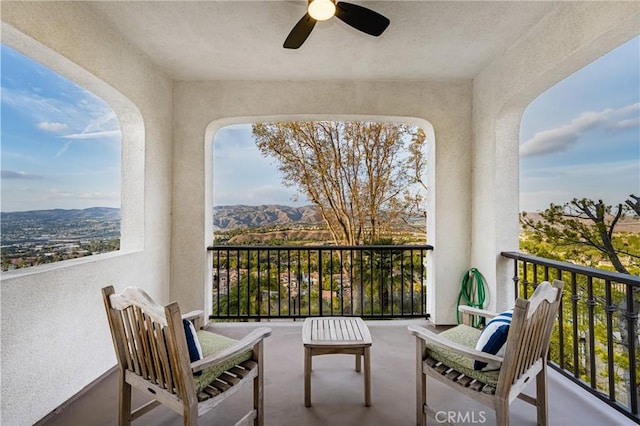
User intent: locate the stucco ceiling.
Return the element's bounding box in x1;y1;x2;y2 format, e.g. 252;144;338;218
85;1;558;81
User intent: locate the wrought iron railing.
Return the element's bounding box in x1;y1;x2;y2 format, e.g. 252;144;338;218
208;244;433;320
502;251;640;423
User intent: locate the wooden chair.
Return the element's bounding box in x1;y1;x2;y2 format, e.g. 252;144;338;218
408;280;564;426
102;286;272;426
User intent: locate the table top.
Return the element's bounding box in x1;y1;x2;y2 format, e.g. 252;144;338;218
302;317;372;347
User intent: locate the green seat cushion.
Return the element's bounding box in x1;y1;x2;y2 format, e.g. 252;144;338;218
193;330;253;393
425;324;500;387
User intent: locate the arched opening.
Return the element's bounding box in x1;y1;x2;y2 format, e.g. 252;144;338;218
1;43;122;270
205;116;435;319
520;36;639;216
517;35;639;414
1;23;146;273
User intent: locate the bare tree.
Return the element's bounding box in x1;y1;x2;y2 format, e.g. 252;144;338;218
252;121;427;245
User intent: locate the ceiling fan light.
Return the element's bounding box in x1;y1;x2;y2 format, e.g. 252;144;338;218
308;0;336;21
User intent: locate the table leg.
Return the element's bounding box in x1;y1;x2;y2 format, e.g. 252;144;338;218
364;346;371;406
305;346;312;407
355;353;361;372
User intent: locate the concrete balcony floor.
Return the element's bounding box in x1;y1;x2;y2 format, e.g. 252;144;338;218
42;320;633;426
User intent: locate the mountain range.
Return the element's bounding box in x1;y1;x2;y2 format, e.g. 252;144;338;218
2;205;637;233
1;207;120;222
213;204;321;230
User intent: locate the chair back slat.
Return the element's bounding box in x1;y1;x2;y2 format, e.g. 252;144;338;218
145;315;165;386
502;280;564;386
121;308;141;375
155;325;175;391
131;307;151;379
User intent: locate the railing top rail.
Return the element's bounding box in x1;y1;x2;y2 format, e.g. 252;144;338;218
208;244;434;251
501;251;639;286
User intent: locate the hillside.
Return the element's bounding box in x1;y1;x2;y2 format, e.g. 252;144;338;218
213;204;321;230
521;212;639;233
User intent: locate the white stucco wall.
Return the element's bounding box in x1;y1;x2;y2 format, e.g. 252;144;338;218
171;80;474;325
0;3;173;425
1;1;638;425
471;1;640;312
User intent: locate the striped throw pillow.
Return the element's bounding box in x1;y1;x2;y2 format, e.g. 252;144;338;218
473;310;512;371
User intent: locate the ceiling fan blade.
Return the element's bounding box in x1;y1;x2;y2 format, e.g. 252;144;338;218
284;14;317;49
335;2;390;36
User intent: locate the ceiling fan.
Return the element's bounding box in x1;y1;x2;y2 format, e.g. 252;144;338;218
284;0;390;49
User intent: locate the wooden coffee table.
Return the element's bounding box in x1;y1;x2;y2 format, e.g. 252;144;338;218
302;317;372;407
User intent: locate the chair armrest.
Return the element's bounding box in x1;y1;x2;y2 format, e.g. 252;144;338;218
408;325;503;366
182;310;205;329
458;306;498;326
191;327;272;374
457;305;498;319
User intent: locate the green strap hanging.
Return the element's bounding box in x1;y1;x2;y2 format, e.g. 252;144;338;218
456;268;487;328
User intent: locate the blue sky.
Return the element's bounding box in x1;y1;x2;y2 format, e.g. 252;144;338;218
1;45;121;212
519;36;639;211
2;36;639;213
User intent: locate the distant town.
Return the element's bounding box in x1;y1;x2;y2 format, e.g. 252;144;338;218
1;207;120;271
1;205;428;272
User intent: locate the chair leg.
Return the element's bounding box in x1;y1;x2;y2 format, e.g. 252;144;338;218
183;405;198;426
364;346;371;407
118;372;132;426
304;347;312;407
416;339;426;426
254;340;264;426
495;397;510;426
536;364;548;426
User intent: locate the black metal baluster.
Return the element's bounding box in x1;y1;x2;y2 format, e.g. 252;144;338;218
587;275;597;389
307;249;312;317
512;258;519;300
350;248;354;316
557;269;565;370
604;279;616;401
287;249;292;316
276;249;281;317
400;249;405;316
297;249;302;317
410;249;415;315
339;250;344;316
360;247;364;316
247;249;251;317
523;262;529;299
215;249;220;316
571;272;580;379
318;249;323;316
370;248;374;317
420;249;425;315
329;249;334;315
625;284;638;415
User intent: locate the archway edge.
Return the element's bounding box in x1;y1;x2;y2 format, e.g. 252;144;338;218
202;115;436;319
471;2;640;312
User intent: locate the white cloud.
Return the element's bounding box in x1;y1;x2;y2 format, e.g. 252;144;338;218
37;121;69;132
613;117;640;129
59;130;122;140
614;102;640;115
54;141;73;158
520;103;638;157
1;86;120;140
